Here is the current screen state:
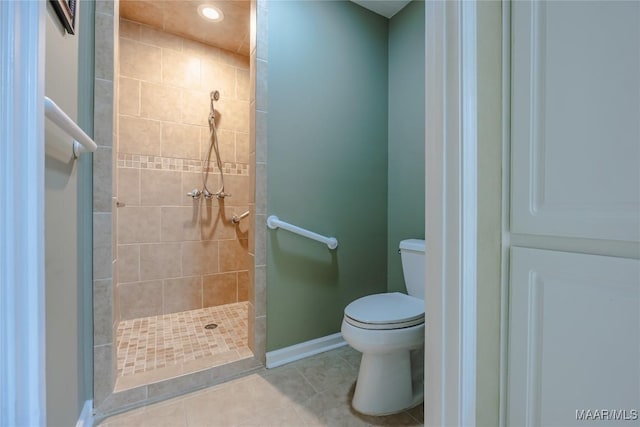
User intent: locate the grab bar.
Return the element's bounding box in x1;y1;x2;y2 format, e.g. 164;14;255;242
232;210;250;224
44;96;97;157
267;215;338;250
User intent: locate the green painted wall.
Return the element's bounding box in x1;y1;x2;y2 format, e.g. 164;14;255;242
45;1;94;424
387;1;425;292
266;1;389;351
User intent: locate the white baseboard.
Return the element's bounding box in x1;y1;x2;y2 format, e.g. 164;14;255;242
76;399;93;427
266;332;347;369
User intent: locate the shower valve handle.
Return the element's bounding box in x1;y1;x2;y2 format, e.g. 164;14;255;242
187;189;202;199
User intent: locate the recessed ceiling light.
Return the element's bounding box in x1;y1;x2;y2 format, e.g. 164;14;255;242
198;4;224;22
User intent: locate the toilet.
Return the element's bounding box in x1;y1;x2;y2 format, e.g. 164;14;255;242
341;239;425;416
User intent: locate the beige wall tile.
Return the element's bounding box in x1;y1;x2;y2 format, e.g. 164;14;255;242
140;243;182;281
201;128;234;164
93;147;113;212
247;301;255;353
112;198;118;261
216;98;249;133
254;264;266;317
161;123;200;160
161;206;201;242
93;246;112;281
201;59;236;98
93;343;113;406
120;38;162;83
182;90;210;127
200;204;237;241
255;110;267;163
236;69;250;101
140;169;182;206
255;162;266;215
119;19;140;40
119;116;161;155
255;59;267;112
95;1;113;16
256;3;268;61
182;39;220;59
95;79;115;147
140;82;182;122
94;212;112;250
95;12;115;81
94;279;113;346
203;273;238;307
238;271;249;301
231;205;250;236
247;256;255;304
248;204;255;255
119;280;163;320
118;167;140;206
254;214;266;266
219;239;248;272
250;52;256;105
249;104;256;156
235;132;250;163
163;49;201;90
249;154;256;209
140;25;183;51
119;77;140;117
254;315;266;364
163;276;203;314
181;172;204;207
118;206;161;243
224;175;249;205
118;244;140;284
197;126;210;160
182;241;219;276
218;50;250;70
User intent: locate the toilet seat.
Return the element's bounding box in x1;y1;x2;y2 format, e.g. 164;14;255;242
344;292;424;330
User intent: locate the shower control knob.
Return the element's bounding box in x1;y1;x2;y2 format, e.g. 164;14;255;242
187;189;202;199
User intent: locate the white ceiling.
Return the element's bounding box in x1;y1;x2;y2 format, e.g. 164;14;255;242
350;0;412;18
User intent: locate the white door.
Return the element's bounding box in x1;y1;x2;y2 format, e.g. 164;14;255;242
507;1;640;426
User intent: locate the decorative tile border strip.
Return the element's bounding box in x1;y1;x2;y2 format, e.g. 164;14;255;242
117;153;250;176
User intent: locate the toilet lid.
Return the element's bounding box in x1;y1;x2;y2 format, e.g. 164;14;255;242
344;292;424;329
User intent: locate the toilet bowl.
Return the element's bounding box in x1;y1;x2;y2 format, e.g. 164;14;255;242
341;239;425;416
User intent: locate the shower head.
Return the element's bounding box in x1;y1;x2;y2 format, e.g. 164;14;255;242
210;90;220;118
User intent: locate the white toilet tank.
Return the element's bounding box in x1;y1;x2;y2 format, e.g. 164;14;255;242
399;239;426;300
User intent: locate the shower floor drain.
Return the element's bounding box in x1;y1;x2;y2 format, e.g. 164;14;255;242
204;323;218;330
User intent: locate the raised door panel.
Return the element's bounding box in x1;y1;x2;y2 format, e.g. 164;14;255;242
507;247;640;426
511;1;640;242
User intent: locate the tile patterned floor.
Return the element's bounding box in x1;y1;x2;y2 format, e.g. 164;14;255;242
99;346;424;427
116;302;249;385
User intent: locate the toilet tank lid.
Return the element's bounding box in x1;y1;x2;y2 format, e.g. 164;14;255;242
399;239;425;252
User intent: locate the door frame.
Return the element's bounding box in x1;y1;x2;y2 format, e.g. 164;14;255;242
0;1;47;426
424;1;479;425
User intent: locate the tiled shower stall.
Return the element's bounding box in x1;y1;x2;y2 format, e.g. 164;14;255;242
92;0;268;416
115;19;252;386
116;19;250;318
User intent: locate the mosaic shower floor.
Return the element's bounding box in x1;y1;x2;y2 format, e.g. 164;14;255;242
115;302;252;391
